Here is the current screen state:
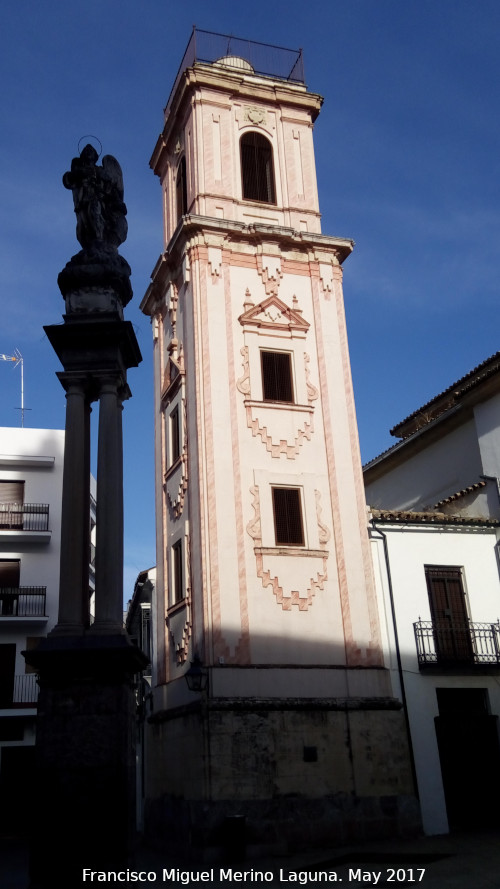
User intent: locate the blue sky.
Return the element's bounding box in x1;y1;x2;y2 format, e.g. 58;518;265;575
1;1;500;598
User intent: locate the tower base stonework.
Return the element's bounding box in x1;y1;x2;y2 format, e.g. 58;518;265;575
144;696;420;861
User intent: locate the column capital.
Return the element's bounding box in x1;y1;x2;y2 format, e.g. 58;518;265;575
98;373;132;404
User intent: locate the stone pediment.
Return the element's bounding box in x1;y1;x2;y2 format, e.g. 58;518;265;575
238;296;309;333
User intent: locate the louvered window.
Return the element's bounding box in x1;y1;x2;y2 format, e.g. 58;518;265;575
272;487;304;546
172;540;184;604
0;481;24;504
425;565;472;663
176;156;187;221
261;351;294;403
170;407;181;465
241;132;276;204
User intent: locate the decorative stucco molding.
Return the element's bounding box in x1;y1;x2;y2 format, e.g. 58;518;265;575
247;485;329;611
236;346;251;396
165;397;188;517
304;352;319;403
166;536;192;664
244;401;314;459
315;489;331;546
238;294;309;334
256;254;283;297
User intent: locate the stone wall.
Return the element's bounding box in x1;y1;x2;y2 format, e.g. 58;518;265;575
144;700;420;857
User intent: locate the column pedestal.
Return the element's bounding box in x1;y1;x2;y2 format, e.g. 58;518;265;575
27;636;146;889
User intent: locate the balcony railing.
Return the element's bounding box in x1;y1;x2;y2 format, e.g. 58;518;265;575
0;587;47;617
167;27;305;113
0;503;49;531
0;673;38;708
414;619;500;667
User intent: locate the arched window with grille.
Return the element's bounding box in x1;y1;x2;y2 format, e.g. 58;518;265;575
240;132;276;204
176;156;187;220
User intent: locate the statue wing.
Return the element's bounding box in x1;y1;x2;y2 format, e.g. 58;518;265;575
102;155;124;198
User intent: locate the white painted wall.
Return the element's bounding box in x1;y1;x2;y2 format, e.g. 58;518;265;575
371;519;500;834
0;426;64;769
365;419;482;511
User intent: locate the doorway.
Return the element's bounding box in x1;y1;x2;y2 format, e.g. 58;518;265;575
435;687;500;826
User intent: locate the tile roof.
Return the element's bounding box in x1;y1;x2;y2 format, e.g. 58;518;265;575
433;480;486;508
369;507;500;527
390;351;500;439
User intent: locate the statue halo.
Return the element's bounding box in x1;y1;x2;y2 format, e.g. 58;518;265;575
77;135;103;158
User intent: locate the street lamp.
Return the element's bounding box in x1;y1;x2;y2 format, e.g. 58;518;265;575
184;654;208;692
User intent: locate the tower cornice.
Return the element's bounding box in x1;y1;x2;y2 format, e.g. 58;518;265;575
140;215;354;316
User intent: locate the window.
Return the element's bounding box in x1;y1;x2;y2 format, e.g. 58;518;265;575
0;481;24;528
170;407;181;465
240;132;276;204
0;643;16;707
272;487;304;546
0;560;20;616
172;540;184;604
176;156;187;220
261;351;294;403
425;565;472;663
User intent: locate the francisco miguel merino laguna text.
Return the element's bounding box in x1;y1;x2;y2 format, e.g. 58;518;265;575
82;868;348;883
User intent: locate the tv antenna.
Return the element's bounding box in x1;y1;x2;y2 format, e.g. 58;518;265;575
0;349;30;426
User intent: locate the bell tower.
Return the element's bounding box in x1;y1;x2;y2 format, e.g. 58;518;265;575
141;29;418;853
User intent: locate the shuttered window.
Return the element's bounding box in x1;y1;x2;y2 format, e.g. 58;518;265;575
170;407;180;465
0;481;24;503
272;487;304;546
172;540;184;604
241;132;276;204
425;565;473;663
261;351;294;403
176;156;187;220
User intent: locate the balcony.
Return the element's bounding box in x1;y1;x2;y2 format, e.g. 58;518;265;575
0;587;47;619
0;673;38;709
0;502;49;530
414;619;500;668
0;503;50;542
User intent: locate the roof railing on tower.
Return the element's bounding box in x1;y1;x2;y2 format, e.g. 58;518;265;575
165;27;305;114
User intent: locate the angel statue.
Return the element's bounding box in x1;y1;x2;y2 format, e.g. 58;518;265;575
62;144;128;251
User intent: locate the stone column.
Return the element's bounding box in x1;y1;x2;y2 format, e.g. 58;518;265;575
90;376;125;632
52;376;91;635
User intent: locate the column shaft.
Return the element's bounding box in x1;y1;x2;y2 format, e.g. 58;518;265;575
54;382;90;633
92;379;124;631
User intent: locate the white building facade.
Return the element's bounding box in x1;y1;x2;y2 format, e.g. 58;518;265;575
0;427;64;833
370;509;500;835
0;426;96;836
141;30;417;855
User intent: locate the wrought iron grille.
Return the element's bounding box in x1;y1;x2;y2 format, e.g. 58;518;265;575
0;587;47;617
166;27;305;113
414;619;500;666
0;503;49;531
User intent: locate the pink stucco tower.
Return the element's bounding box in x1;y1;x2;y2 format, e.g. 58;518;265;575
141;29;418;854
